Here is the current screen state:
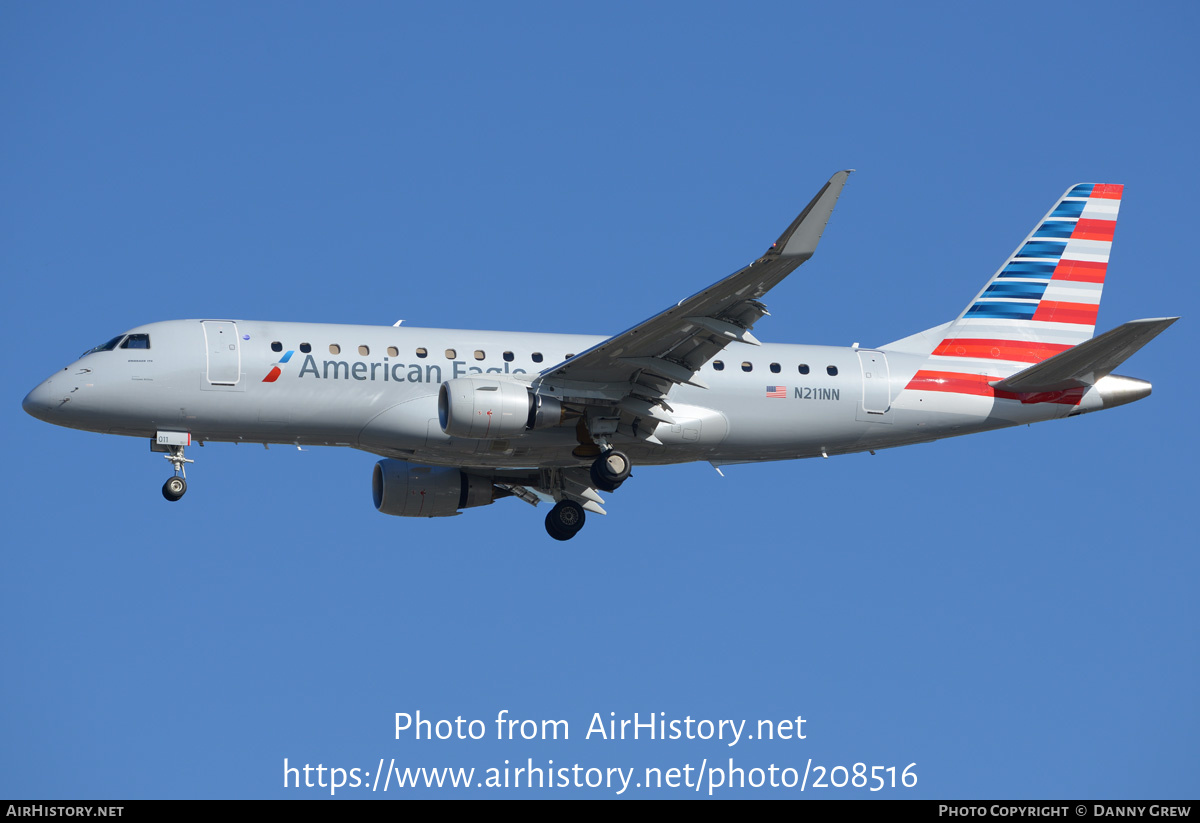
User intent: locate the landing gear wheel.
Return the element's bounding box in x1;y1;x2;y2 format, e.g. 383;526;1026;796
590;450;631;492
545;500;586;541
162;476;187;502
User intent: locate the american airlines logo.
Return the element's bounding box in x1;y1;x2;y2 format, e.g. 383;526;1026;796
262;350;294;382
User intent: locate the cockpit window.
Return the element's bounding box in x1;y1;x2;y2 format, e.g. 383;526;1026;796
82;335;125;357
121;334;150;349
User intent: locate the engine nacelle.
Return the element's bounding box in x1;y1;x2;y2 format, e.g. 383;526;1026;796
372;459;496;518
438;378;533;439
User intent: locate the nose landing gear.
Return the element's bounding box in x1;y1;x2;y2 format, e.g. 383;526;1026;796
162;475;187;501
161;444;193;502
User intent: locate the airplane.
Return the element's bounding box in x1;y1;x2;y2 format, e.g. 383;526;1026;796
22;171;1177;540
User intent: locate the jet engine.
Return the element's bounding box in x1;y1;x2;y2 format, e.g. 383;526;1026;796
438;378;565;438
372;459;497;517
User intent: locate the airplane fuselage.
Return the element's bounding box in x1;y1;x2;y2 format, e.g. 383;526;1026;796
23;318;1141;472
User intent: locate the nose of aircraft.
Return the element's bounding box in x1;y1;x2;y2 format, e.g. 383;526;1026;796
22;376;61;422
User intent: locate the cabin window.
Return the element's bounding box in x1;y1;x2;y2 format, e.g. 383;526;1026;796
798;364;810;375
387;346;398;357
416;348;428;358
827;365;838;376
270;341;282;352
329;344;341;355
713;360;725;371
121;334;151;349
503;351;514;362
565;353;575;359
531;352;544;363
741;362;753;372
300;343;311;353
474;350;485;361
358;345;370;356
770;362;781;374
445;349;457;359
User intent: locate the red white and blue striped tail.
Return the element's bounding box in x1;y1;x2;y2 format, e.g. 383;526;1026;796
933;183;1122;367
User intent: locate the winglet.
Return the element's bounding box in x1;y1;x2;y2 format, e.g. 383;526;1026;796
769;169;853;260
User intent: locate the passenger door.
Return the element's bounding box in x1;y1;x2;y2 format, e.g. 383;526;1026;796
855;349;892;423
202;321;242;386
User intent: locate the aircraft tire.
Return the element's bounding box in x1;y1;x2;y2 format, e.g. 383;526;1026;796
545;518;570;541
162;476;187;502
545;500;585;541
590;451;631;492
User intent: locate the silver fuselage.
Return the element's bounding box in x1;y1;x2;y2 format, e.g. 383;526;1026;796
23;318;1143;470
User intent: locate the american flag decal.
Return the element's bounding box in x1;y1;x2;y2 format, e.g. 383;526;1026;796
766;386;787;398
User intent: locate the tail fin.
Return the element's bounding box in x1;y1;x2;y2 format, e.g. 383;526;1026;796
929;183;1122;369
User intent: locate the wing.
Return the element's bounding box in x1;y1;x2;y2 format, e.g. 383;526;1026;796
532;170;852;425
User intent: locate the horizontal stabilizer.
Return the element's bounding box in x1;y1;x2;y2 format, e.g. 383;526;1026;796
990;317;1178;393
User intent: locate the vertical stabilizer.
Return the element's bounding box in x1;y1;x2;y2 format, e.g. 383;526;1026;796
927;183;1122;372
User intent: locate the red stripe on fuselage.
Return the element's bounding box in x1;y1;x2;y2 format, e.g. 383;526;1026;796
262;367;282;383
904;370;1083;405
931;338;1072;363
905;371;997;397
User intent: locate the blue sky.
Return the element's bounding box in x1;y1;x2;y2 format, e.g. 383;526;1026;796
2;2;1197;799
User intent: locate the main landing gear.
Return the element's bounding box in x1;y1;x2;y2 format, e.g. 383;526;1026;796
161;444;193;502
590;449;631;492
545;500;585;541
541;448;633;541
